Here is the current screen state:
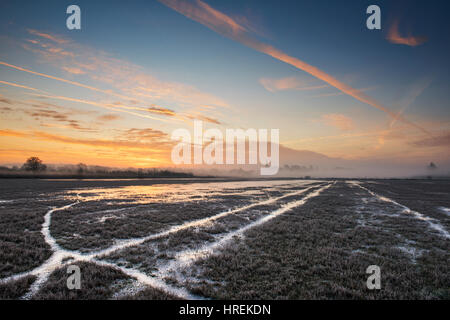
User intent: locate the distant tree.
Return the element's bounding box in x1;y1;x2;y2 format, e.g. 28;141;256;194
428;162;437;170
77;163;88;175
22;157;47;172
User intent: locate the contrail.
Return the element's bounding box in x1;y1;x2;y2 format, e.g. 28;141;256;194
158;0;431;135
0;61;133;101
0;80;49;94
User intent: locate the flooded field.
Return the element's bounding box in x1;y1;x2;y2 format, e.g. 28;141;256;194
0;178;449;299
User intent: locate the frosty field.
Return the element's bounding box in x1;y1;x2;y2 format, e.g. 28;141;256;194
0;178;448;299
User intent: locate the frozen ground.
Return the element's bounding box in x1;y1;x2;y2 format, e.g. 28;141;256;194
0;178;448;299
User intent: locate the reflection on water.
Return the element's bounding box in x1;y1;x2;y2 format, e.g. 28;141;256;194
63;179;319;204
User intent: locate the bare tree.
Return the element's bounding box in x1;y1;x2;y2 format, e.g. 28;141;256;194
77;163;88;175
428;162;437;170
22;157;47;172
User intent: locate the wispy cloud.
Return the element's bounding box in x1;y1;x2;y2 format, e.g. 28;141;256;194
1;76;220;126
61;66;86;75
386;20;427;47
184;113;221;125
27;93;176;123
158;0;430;135
376;77;432;149
0;94;13;105
0;96;97;132
321;114;354;131
0;129;28;138
20;29;229;110
410;132;450;147
259;77;328;92
0;61;133;100
27;29;69;44
3;28;229;127
24;107;94;132
122;128;170;142
310;86;375;98
147;105;176;117
96;114;122;122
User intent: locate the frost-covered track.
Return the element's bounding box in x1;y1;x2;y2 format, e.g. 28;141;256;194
348;181;450;239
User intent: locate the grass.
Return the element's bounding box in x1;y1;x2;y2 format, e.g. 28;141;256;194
182;182;449;299
32;261;176;299
0;275;36;299
0;179;448;299
0;202;52;278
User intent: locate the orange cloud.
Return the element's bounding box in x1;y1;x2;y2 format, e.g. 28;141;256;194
386;20;427;47
13;28;230;129
0;94;13;105
24;107;94;132
147;105;176;116
321;114;354;131
411;132;450;147
97;114;122;122
123;128;170;142
184;113;221;125
310;86;375;98
259;77;328;92
0;129;28;138
27;29;69;44
1;77;214;125
62;66;86;75
158;0;430;135
20;30;230;111
27;93;176;123
0;96;98;132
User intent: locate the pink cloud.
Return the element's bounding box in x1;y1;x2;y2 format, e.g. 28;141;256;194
259;77;328;92
321;114;354;131
386;20;427;47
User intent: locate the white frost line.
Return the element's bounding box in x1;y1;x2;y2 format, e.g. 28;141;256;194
90;183;323;258
439;207;450;217
42;202;79;251
157;183;333;281
92;259;203;300
349;181;450;239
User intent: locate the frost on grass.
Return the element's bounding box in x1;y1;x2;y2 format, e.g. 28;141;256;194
0;179;448;300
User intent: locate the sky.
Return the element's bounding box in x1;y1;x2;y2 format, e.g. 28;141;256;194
0;0;449;174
